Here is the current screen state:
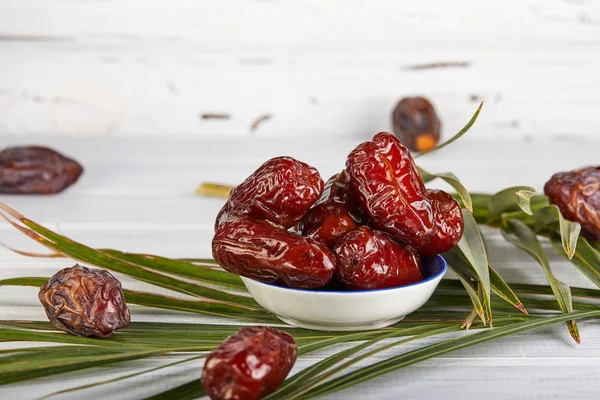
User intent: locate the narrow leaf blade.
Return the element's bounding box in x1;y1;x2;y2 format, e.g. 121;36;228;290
550;234;600;290
297;310;600;399
516;189;537;215
489;265;528;315
418;168;473;212
455;210;492;323
415;101;483;158
501;219;580;343
535;205;581;259
487;186;536;223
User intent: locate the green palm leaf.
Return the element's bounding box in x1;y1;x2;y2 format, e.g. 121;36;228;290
418;168;473;212
535;205;581;259
551;234;600;289
455;209;492;325
501;219;580;343
294;310;600;399
487;186;536;224
414;102;483;158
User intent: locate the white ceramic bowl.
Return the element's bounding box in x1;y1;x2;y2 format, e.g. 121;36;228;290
241;255;447;331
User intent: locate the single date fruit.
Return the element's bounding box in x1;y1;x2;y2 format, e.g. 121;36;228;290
212;216;336;288
202;326;298;400
544;166;600;240
38;264;130;337
215;157;323;229
298;170;365;247
0;146;83;194
391;96;441;152
418;189;464;256
346;132;434;247
334;227;423;290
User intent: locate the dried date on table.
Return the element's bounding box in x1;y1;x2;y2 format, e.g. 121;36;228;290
346;132;434;248
213;216;336;288
202;326;298;400
38;264;130;337
0;146;83;194
215;156;323;229
544;166;600;240
391;97;441;152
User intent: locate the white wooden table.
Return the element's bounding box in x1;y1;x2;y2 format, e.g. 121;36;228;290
2;0;600;398
1;135;600;400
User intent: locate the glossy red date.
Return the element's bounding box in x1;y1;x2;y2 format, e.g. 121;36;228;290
215;157;323;229
346;132;434;247
418;189;464;256
333;227;423;290
202;326;298;400
212;216;336;288
298;171;365;248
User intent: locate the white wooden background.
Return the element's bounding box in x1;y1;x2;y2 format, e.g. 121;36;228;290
1;0;600;139
2;1;600;399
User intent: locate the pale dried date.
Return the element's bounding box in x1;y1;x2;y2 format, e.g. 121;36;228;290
391;97;441;152
0;146;83;194
202;326;298;400
544;166;600;240
38;264;130;337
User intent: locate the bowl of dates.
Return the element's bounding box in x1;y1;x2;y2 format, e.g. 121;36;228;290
241;255;447;331
212;132;463;331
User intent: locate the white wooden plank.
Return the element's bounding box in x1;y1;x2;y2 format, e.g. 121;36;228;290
2;0;599;47
1;45;600;138
0;137;598;204
1;0;600;138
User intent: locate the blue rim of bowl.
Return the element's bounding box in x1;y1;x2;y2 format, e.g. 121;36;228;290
242;254;448;294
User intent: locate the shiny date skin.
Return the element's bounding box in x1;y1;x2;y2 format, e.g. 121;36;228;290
544;166;600;240
0;146;83;194
202;327;298;400
212;216;336;288
215;157;323;229
298;170;365;248
418;189;464;256
391;97;441;152
346;132;434;248
334;227;423;290
38;264;130;337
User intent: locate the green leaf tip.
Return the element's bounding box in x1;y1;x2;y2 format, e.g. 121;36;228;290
515;189;537;215
415;101;483;158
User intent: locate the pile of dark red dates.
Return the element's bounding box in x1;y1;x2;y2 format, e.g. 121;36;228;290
213;132;464;291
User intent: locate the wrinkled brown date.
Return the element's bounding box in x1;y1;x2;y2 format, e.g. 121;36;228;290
391;97;441;152
544;166;600;241
346;132;434;248
298;170;366;248
202;326;298;400
418;189;464;256
215;157;323;230
212;216;336;288
38;264;130;337
0;146;83;194
334;226;423;290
